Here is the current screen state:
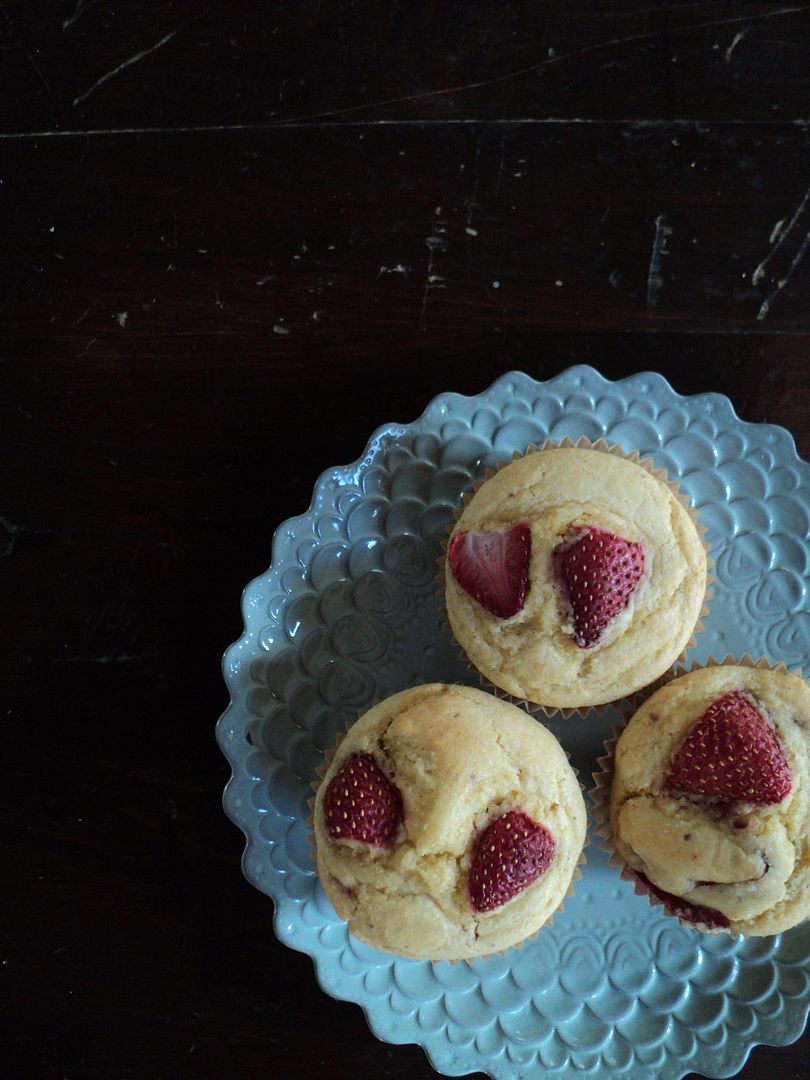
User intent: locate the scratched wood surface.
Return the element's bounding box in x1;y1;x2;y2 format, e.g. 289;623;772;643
2;3;810;1079
3;1;810;129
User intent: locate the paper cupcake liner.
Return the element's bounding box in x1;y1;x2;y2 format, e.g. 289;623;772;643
309;706;588;962
438;436;713;719
591;653;806;937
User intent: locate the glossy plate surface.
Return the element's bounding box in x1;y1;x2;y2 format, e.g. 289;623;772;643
217;366;810;1079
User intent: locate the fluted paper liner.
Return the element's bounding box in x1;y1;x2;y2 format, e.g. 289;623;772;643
308;696;588;962
438;436;713;719
591;653;807;937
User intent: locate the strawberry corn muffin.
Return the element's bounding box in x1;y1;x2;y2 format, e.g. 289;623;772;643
444;444;707;710
609;664;810;935
313;684;586;960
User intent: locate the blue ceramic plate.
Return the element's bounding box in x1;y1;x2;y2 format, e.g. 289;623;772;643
217;367;810;1079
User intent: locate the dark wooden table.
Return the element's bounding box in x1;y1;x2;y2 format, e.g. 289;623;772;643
3;3;810;1078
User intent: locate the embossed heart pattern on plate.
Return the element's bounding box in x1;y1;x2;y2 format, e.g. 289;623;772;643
218;366;810;1080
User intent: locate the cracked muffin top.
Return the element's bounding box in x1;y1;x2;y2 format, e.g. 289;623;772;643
444;447;707;709
610;664;810;936
313;683;586;960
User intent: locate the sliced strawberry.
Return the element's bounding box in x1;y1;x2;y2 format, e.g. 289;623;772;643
468;809;555;913
448;522;531;619
665;691;791;805
637;872;729;930
323;752;403;848
554;525;645;648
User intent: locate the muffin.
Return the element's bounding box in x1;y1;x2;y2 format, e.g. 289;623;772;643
444;443;708;710
312;683;586;960
608;663;810;935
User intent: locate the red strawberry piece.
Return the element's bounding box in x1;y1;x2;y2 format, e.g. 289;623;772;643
554;525;645;648
637;872;729;930
323;752;403;848
665;691;791;805
468;809;555;913
448;522;531;619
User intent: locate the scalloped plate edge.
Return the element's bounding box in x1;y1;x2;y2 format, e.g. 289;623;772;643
215;364;810;1080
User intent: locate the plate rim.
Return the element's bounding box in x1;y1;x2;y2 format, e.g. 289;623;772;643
216;364;810;1080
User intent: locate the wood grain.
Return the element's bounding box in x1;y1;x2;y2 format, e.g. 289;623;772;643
2;3;809;1079
3;2;810;131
